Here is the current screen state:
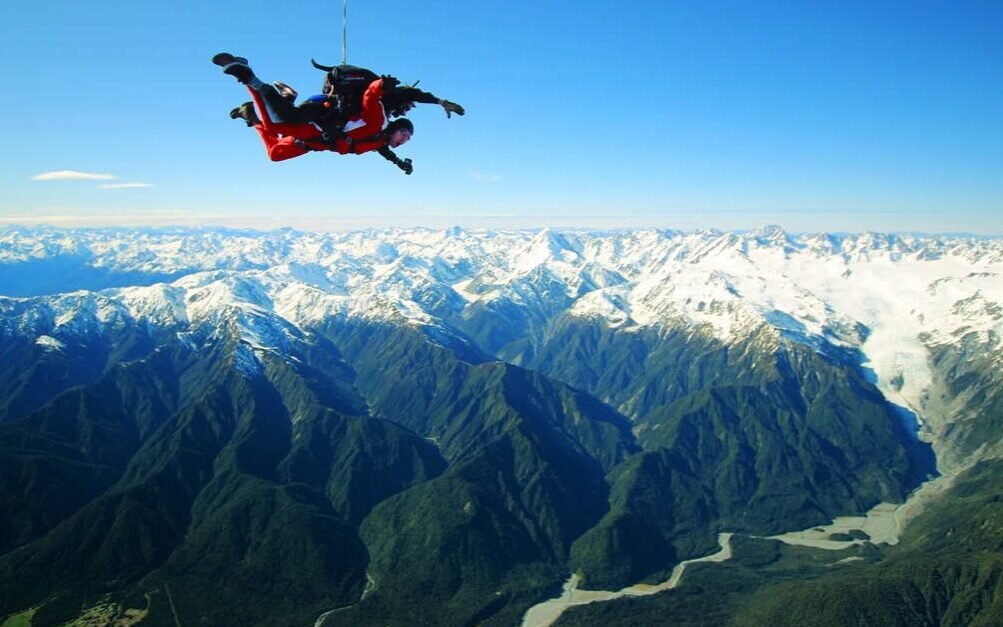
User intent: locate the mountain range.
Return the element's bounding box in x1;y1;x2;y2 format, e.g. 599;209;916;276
0;225;1000;626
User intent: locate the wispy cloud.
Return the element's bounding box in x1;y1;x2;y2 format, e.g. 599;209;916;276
0;208;199;226
469;170;501;183
98;183;155;189
31;170;116;181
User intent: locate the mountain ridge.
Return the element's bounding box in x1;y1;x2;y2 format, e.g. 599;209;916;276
1;225;1000;625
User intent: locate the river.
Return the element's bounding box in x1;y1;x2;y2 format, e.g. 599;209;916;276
520;533;733;627
521;463;958;627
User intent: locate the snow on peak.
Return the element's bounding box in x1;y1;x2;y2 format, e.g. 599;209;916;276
514;229;581;273
4;226;1003;412
116;284;189;328
569;286;633;327
750;224;790;247
233;342;264;376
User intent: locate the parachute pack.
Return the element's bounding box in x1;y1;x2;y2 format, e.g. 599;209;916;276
312;60;380;115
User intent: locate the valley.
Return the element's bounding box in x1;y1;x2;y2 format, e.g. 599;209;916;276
1;225;1000;626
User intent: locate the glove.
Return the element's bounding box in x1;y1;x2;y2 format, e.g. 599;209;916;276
441;100;465;118
381;74;401;90
399;158;413;175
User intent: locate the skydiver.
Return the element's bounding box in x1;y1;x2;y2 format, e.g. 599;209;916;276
213;54;415;174
213;53;463;144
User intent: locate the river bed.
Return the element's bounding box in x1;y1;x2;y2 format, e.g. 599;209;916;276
520;533;733;627
767;469;957;550
520;465;956;626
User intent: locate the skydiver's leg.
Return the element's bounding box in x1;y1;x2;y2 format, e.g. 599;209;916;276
253;126;310;162
235;74;298;124
254;83;351;128
213;54;331;128
246;85;276;128
214;55;303;123
255;82;304;123
246;86;324;142
260;89;343;127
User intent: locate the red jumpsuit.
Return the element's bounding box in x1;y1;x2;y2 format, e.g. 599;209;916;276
248;78;390;161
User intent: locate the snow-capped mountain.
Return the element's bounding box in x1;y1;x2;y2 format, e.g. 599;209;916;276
2;224;1002;473
2;224;1001;627
3;225;1000;412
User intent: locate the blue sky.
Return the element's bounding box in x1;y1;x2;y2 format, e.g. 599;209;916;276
1;0;1001;233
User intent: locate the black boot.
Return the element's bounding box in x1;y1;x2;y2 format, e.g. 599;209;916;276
211;52;248;67
229;102;259;127
223;62;254;84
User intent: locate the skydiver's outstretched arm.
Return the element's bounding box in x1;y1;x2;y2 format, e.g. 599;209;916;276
377;146;413;175
386;86;465;118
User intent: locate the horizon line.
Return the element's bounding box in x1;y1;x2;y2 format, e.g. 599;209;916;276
0;219;1000;239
